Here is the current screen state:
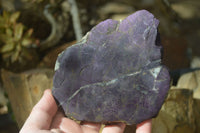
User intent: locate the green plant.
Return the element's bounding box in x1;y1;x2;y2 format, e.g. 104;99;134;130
22;0;45;3
0;11;37;66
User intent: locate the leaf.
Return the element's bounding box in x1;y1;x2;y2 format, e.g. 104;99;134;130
2;51;13;60
37;0;44;3
6;28;13;37
0;34;11;44
25;28;33;37
11;50;20;63
10;12;20;24
21;0;29;2
22;38;32;47
0;33;14;48
14;23;24;41
3;11;9;22
0;17;6;28
9;42;22;62
12;44;22;63
2;11;10;27
16;42;22;51
0;43;15;53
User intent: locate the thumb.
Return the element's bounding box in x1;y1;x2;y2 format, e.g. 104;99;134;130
21;89;58;131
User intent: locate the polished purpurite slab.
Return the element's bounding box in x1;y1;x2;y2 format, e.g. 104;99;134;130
52;10;170;125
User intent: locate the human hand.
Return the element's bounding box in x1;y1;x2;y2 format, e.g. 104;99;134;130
20;89;151;133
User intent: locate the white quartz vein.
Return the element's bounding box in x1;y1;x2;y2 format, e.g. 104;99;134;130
150;66;161;79
65;70;142;105
63;65;163;107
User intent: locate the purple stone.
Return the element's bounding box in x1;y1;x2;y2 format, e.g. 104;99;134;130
52;10;170;125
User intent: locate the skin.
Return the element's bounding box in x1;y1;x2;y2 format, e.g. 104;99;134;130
20;89;152;133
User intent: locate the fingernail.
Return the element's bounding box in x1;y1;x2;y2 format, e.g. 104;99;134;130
51;128;63;133
44;89;51;95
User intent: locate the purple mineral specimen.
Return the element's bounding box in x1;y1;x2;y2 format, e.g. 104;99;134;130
52;10;170;125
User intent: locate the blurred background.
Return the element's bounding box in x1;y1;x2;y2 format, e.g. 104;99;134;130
0;0;199;132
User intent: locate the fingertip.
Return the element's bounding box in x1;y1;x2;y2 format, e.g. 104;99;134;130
81;122;101;132
51;128;63;133
43;89;52;96
136;119;152;133
102;122;126;133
